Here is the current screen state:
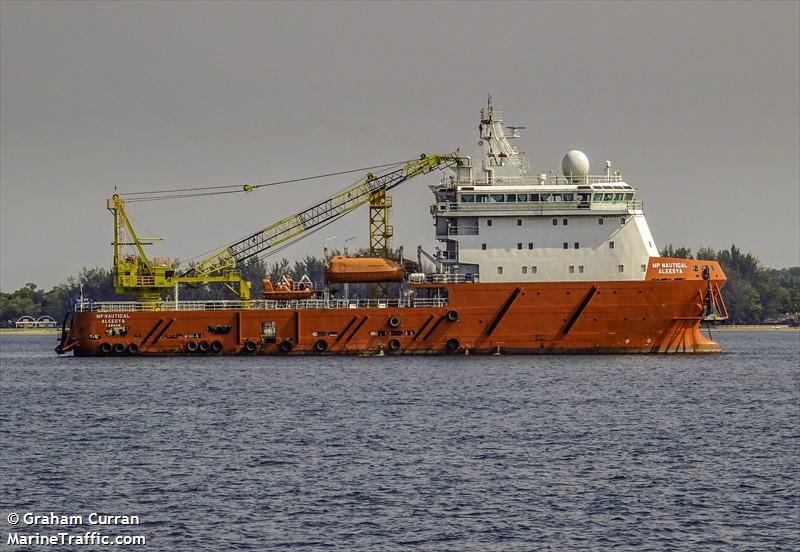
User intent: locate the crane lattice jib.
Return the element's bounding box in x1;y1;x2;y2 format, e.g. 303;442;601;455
185;154;461;278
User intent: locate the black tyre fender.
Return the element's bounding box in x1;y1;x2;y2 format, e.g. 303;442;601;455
279;340;293;353
127;343;140;354
186;340;199;352
388;338;401;351
243;339;258;353
198;340;210;353
446;310;459;322
314;339;328;353
99;342;113;354
446;338;460;351
112;343;126;354
210;340;223;353
388;315;401;328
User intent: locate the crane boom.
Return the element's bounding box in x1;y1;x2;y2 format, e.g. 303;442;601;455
187;154;462;278
111;153;462;302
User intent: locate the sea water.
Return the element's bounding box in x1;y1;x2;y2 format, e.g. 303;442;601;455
1;331;797;550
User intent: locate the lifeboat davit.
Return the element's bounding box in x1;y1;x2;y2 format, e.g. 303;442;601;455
262;276;315;300
325;256;404;283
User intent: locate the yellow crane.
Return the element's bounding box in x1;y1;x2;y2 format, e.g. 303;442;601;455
109;153;463;303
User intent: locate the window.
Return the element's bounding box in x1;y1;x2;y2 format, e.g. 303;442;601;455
517;219;522;226
569;265;575;274
481;243;487;250
506;194;517;202
490;194;505;202
618;264;625;272
578;265;585;274
487;219;493;227
641;264;647;272
625;192;634;200
593;193;603;201
563;242;569;249
563;193;574;201
620;217;626;225
574;242;579;249
532;266;538;274
497;266;504;275
552;218;558;226
530;193;539;201
604;193;614;201
517;194;528;201
528;243;534;250
609;241;615;249
598;217;604;225
522;266;528;274
517;243;523;250
563;218;568;226
461;194;475;202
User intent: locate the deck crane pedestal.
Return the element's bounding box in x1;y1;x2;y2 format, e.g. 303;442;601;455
109;154;463;304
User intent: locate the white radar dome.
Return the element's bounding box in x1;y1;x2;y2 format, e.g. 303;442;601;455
561;150;590;178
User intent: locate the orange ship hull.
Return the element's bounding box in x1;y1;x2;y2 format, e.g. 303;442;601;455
57;259;727;356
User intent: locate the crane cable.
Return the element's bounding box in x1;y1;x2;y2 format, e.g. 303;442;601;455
118;159;415;203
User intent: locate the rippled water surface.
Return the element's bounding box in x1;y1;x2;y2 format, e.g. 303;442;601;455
2;331;798;550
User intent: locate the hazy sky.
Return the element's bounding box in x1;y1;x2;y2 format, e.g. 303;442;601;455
1;0;798;291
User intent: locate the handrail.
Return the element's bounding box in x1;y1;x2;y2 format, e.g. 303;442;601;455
435;200;643;213
76;297;449;312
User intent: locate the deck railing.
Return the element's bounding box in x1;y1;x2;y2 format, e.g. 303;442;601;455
435;199;643;214
75;297;449;313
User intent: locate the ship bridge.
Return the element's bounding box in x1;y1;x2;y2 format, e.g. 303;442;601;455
432;98;659;283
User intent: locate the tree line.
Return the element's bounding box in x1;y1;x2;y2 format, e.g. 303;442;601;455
1;245;798;326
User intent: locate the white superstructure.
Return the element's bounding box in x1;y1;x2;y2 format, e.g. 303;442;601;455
431;96;659;282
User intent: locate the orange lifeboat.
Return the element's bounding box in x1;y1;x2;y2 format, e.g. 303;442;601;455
325;256;404;283
262;276;315;300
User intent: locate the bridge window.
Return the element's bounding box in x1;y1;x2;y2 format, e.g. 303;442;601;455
614;193;624;201
609;241;615;249
506;194;517;202
578;193;590;202
563;193;574;201
490;194;505;202
517;194;528;201
618;264;625;272
604;193;614;201
541;193;551;201
552;194;562;202
476;194;489;202
625;193;634;200
460;194;475;202
593;193;603;201
529;193;539;201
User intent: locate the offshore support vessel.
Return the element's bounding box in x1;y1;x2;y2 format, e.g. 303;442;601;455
56;98;728;356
